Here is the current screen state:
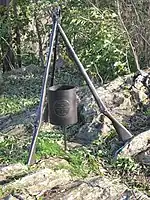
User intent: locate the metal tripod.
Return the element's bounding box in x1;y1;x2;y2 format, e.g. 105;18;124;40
27;6;133;165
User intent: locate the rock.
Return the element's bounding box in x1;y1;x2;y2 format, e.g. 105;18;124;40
112;93;124;107
1;167;150;200
34;157;70;169
4;195;19;200
3;168;73;199
118;129;150;158
137;148;150;166
0;163;28;183
42;176;150;200
76;73;150;144
75;122;101;144
118;129;150;166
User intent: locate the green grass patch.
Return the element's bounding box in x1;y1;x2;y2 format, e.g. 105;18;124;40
0;130;103;178
144;108;150;117
0;136;29;164
66;148;102;178
0;130;64;165
112;157;140;173
36;138;65;159
0;130;149;196
0;68;42;115
0;96;39;115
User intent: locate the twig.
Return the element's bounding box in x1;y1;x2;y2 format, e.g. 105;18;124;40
94;63;104;85
117;0;142;74
125;47;131;72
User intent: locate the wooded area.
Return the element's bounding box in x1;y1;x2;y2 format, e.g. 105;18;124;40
0;0;149;77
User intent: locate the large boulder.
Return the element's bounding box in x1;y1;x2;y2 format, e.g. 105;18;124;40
1;163;149;200
75;74;150;144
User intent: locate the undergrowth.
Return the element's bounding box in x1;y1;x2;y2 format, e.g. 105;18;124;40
0;127;149;195
0;67;42;115
0;67;149;196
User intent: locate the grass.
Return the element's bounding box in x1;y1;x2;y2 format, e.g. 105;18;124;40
0;136;100;183
0;128;104;178
0;66;98;178
0;128;140;177
0;135;30;164
0;66;150;197
0;66;42;115
144;108;150;117
1;117;149;196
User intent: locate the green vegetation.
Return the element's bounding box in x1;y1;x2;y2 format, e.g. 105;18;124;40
0;0;150;198
144;108;150;117
1;0;149;77
0;0;135;80
63;3;130;80
0;130;102;178
0;67;42;115
0;127;144;179
36;131;65;159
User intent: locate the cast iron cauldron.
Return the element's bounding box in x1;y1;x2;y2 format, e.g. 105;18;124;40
48;85;78;126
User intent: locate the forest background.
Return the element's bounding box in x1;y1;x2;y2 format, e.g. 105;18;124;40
1;0;150;80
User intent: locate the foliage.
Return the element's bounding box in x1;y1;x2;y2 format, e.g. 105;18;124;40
0;0;132;81
0;126;149;194
0;130;62;164
65;148;101;178
62;1;131;81
0;96;39;115
1;0;149;78
144;108;150;117
36;131;65;159
0;0;53;69
0;66;42;115
0;135;29;164
0;130;101;178
0;0;150;196
113;157;139;173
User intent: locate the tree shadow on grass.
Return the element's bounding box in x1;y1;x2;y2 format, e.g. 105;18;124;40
0;66;43;134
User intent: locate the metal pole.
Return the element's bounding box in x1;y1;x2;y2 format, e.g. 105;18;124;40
58;23;133;142
27;17;58;165
62;126;67;151
50;30;59;86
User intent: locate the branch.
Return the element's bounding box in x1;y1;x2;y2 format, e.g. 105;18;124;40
117;0;142;74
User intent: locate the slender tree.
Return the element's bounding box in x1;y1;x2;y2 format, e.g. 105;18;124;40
13;0;21;68
0;3;15;72
34;0;44;67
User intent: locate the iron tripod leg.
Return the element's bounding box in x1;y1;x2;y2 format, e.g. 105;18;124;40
27;18;58;166
50;29;59;86
57;23;133;142
43;28;59;123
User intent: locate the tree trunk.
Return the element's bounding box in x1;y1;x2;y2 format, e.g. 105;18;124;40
2;42;15;72
0;6;15;72
13;0;21;68
34;0;44;67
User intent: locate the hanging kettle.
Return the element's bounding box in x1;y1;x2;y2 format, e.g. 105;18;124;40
48;85;78;126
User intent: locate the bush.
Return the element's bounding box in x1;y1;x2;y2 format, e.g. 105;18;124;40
62;1;131;81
